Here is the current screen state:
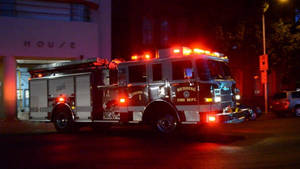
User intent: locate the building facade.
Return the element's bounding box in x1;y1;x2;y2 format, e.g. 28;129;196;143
0;0;111;120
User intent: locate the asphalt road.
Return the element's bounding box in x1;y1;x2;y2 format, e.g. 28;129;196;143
1;116;300;169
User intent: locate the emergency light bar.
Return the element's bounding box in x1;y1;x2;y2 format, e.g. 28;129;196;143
131;53;153;61
158;47;228;60
131;47;227;61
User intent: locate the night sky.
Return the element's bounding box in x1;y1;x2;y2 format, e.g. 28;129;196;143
112;0;298;59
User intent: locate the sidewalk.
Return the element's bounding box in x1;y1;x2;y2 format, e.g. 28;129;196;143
0;119;55;134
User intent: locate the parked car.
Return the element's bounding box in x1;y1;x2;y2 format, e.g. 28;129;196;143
270;90;300;117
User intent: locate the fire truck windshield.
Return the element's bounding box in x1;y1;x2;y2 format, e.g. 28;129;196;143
196;59;231;80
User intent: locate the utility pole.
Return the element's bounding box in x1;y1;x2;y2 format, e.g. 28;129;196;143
262;2;269;114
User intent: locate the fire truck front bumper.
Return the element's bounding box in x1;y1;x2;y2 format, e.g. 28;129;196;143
216;108;250;124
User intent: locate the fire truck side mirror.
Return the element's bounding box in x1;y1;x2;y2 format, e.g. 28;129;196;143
234;88;240;94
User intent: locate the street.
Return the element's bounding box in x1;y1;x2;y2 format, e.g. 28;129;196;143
1;115;300;169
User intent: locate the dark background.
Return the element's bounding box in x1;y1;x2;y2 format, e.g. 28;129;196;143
111;0;300;105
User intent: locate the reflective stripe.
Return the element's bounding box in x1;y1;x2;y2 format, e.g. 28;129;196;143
128;106;145;112
184;111;200;122
74;119;92;122
76;106;92;112
176;105;222;112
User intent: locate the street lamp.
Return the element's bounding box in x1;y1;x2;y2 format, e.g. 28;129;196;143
261;0;289;114
262;1;269;114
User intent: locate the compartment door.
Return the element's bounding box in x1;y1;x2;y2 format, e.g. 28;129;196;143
75;75;92;121
29;79;49;121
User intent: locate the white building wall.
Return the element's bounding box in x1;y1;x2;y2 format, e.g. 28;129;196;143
96;0;111;60
0;16;99;58
0;0;111;120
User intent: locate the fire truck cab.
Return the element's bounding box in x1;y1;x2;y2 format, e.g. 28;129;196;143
28;47;248;134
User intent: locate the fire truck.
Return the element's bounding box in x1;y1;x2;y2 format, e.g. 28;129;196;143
28;47;249;134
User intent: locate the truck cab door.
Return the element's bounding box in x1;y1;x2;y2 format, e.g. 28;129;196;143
169;60;198;106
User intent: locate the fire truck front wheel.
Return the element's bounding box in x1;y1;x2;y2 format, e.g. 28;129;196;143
54;110;76;133
155;113;178;134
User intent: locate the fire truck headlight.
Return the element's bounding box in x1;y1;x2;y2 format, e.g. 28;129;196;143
214;96;221;103
235;94;241;100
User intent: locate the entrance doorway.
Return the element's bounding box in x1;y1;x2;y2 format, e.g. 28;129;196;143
16;59;70;120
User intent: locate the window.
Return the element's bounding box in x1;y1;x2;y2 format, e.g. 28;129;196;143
196;59;210;81
142;17;153;45
0;0;90;22
291;92;300;98
0;0;15;16
172;60;193;80
71;3;89;21
207;60;231;79
273;92;287;99
129;65;146;83
152;64;162;81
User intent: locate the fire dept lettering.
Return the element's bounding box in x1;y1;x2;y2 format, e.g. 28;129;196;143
177;98;197;102
177;86;196;92
176;86;197;103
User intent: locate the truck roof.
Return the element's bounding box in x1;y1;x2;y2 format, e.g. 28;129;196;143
29;58;108;73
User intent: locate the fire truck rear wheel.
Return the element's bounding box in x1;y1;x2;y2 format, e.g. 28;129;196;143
54;111;75;133
155;113;178;134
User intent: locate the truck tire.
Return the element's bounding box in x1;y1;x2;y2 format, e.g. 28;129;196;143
155;113;178;134
248;108;257;121
54;111;75;133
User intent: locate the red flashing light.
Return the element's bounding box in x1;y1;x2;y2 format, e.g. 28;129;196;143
193;48;204;54
144;54;151;60
204;50;211;55
206;114;217;123
208;116;216;122
173;48;181;54
131;55;138;60
38;74;43;78
183;48;192;55
57;96;66;103
119;98;126;103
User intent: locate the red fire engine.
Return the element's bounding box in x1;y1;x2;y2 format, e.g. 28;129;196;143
28;47;249;134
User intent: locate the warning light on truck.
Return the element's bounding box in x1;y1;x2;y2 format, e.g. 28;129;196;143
57;96;66;103
173;49;181;54
119;98;126;103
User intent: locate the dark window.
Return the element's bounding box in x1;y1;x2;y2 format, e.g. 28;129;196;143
291;92;300;98
196;59;210;81
0;0;90;22
142;17;153;45
152;64;162;81
70;3;89;22
273;92;287;99
109;69;118;85
207;60;231;79
172;60;193;80
196;59;231;80
129;65;146;83
0;0;15;16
